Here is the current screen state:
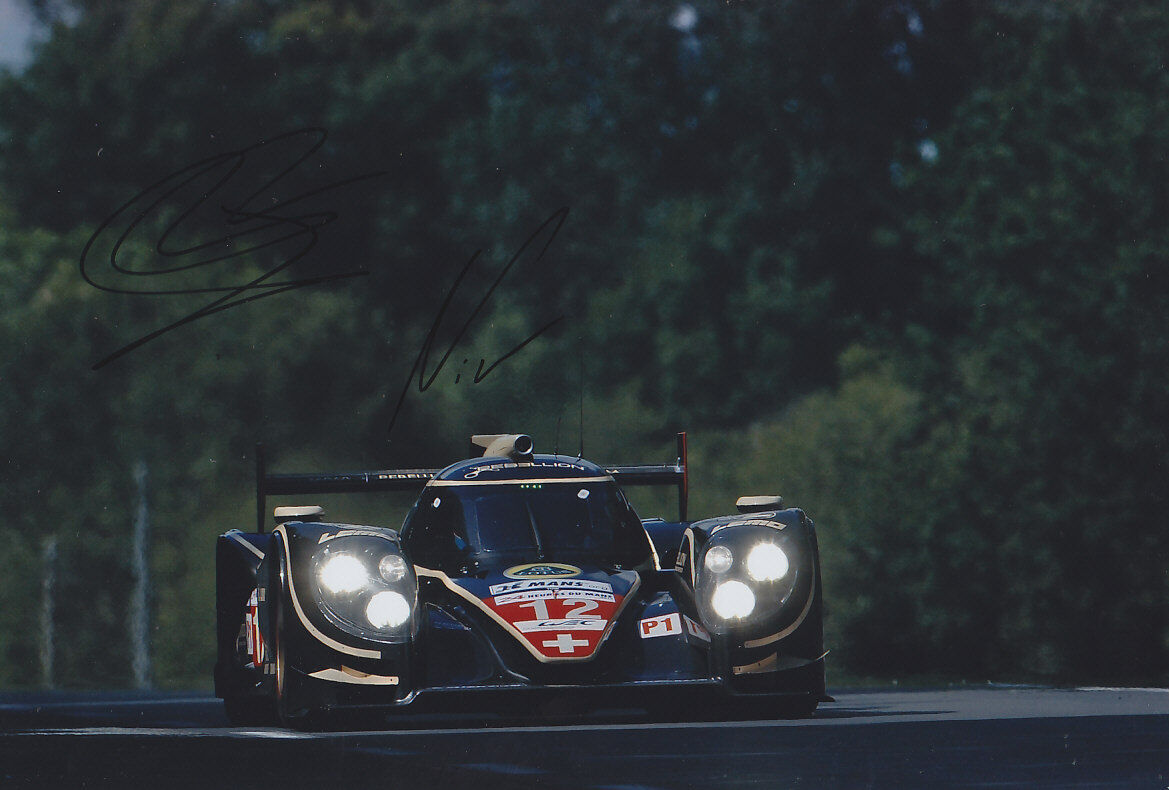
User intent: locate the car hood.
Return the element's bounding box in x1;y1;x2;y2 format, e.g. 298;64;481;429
448;564;640;662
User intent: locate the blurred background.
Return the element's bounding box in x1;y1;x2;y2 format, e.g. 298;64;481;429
1;0;1166;690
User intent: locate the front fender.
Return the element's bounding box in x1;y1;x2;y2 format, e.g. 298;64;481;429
261;522;419;672
680;509;820;644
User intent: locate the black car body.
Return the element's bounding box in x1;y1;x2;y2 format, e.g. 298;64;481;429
214;433;827;726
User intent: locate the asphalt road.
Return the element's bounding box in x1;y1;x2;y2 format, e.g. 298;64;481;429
1;687;1167;788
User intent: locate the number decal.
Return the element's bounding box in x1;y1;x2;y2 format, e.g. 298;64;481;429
522;598;600;620
563;599;599;619
517;599;551;621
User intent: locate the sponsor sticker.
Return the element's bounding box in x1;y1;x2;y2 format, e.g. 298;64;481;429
463;460;592;479
494;589;614;605
493;589;557;604
516;618;608;633
639;612;682;639
557;589;614;602
684;614;711;642
503;562;582;580
318;527;395;543
730;518;785;528
245;588;265;666
710;518;785;535
489;578;612;596
375;471;433;480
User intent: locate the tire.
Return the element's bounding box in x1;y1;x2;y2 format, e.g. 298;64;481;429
269;539;320;730
270;539;296;727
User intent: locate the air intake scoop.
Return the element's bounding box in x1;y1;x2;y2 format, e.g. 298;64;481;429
470;434;534;460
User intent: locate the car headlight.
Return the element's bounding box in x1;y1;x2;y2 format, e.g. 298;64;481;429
319;555;370;593
711;580;756;619
378;554;409;583
366;590;412;629
704;545;733;574
745;541;789;582
311;537;416;641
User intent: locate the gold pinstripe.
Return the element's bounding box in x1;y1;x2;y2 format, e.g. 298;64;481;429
273;525;382;660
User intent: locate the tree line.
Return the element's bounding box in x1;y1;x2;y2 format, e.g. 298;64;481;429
0;0;1165;687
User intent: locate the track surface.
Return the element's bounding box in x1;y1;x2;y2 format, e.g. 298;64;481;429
1;687;1167;788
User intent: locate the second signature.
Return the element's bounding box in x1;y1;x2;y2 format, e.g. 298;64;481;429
386;207;568;436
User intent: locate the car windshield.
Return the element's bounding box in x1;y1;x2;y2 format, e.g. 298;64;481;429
404;480;650;571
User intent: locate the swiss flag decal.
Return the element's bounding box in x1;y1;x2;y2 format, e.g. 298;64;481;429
484;579;622;659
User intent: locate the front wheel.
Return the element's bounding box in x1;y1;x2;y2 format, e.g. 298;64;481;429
267;539;321;730
269;539;297;727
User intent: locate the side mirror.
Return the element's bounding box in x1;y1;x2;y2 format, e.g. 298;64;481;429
735;495;783;514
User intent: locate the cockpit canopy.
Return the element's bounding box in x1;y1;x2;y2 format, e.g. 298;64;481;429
401;457;653;574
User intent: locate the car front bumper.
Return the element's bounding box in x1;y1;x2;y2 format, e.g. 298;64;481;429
280;655;827;724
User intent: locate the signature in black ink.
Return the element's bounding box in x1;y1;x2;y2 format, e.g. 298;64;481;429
81;127;386;370
387;208;569;436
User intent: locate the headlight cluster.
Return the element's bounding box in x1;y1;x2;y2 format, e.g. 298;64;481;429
312;537;416;640
697;532;795;629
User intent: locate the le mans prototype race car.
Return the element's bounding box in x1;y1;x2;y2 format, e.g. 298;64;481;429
215;433;827;726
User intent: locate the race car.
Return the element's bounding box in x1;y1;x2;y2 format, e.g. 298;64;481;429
214;432;827;727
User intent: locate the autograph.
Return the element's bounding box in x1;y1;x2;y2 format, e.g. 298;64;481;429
386;207;569;436
80;127;386;370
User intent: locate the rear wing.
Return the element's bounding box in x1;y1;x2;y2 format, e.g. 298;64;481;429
602;432;689;523
255;431;689;532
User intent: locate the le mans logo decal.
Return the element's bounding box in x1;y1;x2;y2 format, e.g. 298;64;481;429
504;562;581;579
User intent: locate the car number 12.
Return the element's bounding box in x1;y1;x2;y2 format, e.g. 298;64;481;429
518;598;601;621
